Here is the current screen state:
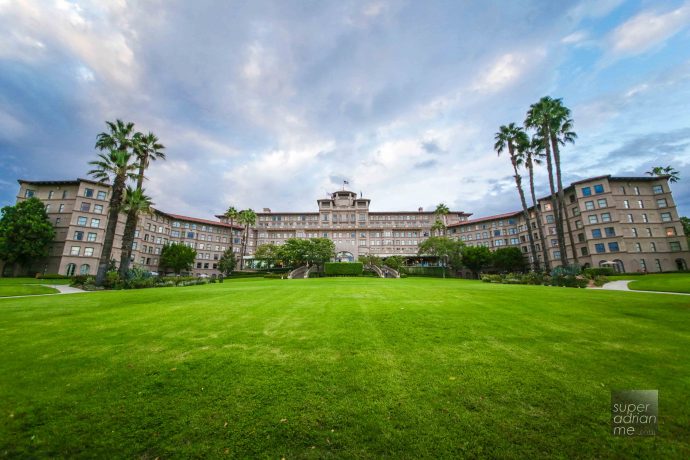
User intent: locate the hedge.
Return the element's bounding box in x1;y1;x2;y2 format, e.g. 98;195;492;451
324;262;363;276
400;266;447;278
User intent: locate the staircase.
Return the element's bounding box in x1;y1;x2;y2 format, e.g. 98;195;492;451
381;265;400;278
288;265;309;279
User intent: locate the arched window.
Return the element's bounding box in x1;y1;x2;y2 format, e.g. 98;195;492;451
66;263;76;276
80;264;91;275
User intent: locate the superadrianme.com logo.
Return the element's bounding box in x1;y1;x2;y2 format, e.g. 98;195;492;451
611;390;658;437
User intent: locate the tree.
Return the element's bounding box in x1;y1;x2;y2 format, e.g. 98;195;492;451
417;236;464;278
90;120;139;285
384;255;404;271
525;97;577;266
254;243;283;268
218;247;237;275
224;206;240;261
358;254;382;267
306;238;335;268
524;136;551;271
681;217;690;247
0;198;55;277
494;123;540;271
461;245;492;279
159;243;196;275
237;209;257;269
279;238;311;267
433;203;450;236
118;187;153;277
646;166;680;183
492;247;527;273
119;131;166;275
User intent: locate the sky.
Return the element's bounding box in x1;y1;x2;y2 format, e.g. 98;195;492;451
1;0;690;220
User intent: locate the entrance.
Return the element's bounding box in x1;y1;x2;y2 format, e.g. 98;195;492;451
336;251;354;262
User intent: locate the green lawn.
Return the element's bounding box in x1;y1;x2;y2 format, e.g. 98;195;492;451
1;278;689;458
627;274;690;294
0;277;71;286
0;285;59;297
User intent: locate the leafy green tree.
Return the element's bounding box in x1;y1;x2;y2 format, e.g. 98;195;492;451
461;245;492;279
681;217;690;247
417;236;464;278
218;248;237;275
120;131;166;275
118;187;154;277
495;123;539;271
492;247;527;273
254;243;283;268
306;238;335;268
358;254;382;267
90;120;139;285
384;255;404;271
0;198;55;277
159;243;197;275
646;166;680;183
237;209;257;269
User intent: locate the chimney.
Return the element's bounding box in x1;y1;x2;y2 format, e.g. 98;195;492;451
263;208;271;213
418;207;423;212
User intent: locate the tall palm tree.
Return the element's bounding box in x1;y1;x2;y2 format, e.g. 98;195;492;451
119;131;166;275
525;97;569;266
118;187;154;277
433;203;450;236
237;209;257;269
494;123;539;271
89;137;139;285
646;166;680;183
524;135;550;271
224;206;240;263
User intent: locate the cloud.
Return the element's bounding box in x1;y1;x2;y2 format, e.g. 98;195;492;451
607;1;690;57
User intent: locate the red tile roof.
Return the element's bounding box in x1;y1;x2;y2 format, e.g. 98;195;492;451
158;211;243;230
448;211;521;227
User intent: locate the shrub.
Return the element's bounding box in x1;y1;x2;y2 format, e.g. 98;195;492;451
593;276;609;287
70;275;92;287
35;273;70;280
582;267;616;277
324;262;363;276
264;273;285;279
400;267;447;278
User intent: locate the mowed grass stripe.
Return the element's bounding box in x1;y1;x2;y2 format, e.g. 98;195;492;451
1;278;689;458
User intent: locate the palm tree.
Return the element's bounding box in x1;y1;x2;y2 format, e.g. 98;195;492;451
494;123;539;271
224;206;240;264
118;187;154;277
237;209;257;270
525;97;570;266
433;203;450;236
119;131;166;275
89;137;139;285
524;135;550;271
646;166;680;183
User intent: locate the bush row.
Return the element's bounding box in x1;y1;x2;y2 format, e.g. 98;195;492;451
481;272;606;288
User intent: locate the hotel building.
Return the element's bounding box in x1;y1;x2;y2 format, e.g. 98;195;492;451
9;174;690;276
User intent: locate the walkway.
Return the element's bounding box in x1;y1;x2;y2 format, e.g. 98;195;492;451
590;280;690;296
0;284;90;300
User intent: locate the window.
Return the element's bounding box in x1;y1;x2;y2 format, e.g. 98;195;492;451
642;213;648;223
48;191;54;199
97;190;107;200
77;216;87;226
595;243;606;253
80;264;90;275
84;188;94;197
660;212;672;222
637;200;644;209
608;242;620;252
59;204;65;213
654;259;662;272
74;231;84;240
70;246;80;256
575;220;583;229
55;217;61;224
24;189;35;198
650;242;657;252
45;204;51;213
646;228;652;237
572;207;580;216
62;191;68;199
601;212;611;222
66;263;76;276
585;201;595;210
652;185;663;194
605;227;616;237
94;204;104;214
90;218;100;228
588;215;599;224
666;227;677;236
634;243;642;252
577;233;585;242
84;247;94;257
581;247;588;256
582;187;592;196
639;259;647;271
597;199;607;208
593;184;604;194
631;228;638;237
623;200;630;209
627;214;633;223
80;202;91;212
619;186;626;194
634;186;640;195
553;250;561;260
591;229;602;238
670;241;681;251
